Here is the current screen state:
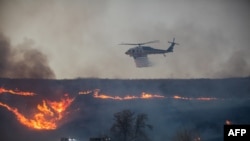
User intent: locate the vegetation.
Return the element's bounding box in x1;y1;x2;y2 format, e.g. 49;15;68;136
110;109;153;141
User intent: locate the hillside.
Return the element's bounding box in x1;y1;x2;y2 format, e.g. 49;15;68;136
0;77;249;141
0;77;249;97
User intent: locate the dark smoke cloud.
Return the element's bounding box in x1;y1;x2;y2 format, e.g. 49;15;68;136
0;33;55;79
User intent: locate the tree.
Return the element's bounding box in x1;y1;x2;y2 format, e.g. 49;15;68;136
110;109;153;141
110;109;135;141
134;113;153;141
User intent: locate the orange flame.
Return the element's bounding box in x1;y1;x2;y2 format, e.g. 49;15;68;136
47;94;74;120
0;87;36;96
79;89;218;101
141;92;165;99
123;95;139;100
172;95;191;100
225;120;232;125
196;97;217;101
78;90;93;95
172;95;217;101
0;86;220;130
0;94;74;130
94;93;123;100
91;89;165;100
92;89;123;100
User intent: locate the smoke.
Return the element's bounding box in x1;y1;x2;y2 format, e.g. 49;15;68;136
216;50;250;78
0;0;249;79
0;33;55;79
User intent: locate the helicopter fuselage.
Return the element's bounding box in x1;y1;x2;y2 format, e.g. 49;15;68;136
125;46;169;58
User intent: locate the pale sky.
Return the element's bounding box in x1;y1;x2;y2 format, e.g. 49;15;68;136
0;0;249;79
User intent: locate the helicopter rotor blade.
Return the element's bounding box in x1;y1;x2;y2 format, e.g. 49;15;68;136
140;40;160;45
119;40;159;46
119;43;140;45
168;38;179;45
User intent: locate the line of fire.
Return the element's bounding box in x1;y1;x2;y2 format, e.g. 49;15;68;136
0;92;74;130
0;87;220;130
0;87;36;96
0;87;235;141
78;89;218;101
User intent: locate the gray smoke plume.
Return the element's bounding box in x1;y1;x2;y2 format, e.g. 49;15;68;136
0;0;249;79
0;33;55;79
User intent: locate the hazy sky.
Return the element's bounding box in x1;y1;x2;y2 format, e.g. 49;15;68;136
0;0;249;79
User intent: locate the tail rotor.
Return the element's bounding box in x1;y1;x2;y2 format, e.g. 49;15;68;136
168;38;179;45
166;38;179;52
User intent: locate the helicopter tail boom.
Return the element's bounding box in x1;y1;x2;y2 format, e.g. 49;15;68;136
166;38;179;52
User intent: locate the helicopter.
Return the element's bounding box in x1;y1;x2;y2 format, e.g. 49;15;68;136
120;38;179;67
